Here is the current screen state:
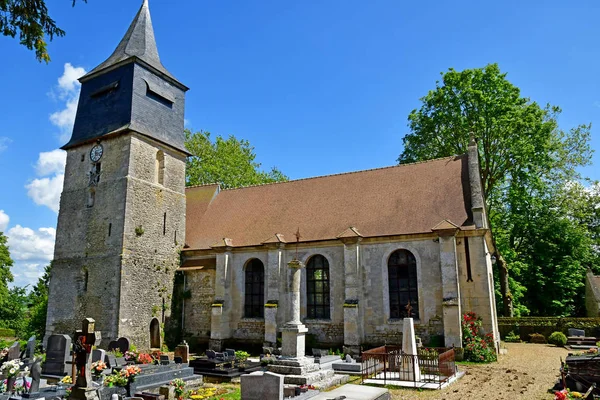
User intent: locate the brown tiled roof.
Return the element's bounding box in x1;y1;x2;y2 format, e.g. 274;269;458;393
185;155;473;250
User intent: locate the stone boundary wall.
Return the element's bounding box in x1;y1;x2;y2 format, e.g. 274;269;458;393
233;319;265;342
498;317;600;340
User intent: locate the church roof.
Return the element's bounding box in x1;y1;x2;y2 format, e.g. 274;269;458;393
185;155;474;250
80;0;181;86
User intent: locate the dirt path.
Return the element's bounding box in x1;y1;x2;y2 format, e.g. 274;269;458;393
382;343;570;400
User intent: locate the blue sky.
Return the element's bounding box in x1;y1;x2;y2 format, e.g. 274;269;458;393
0;0;599;288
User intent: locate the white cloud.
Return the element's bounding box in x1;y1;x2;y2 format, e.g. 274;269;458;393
0;137;11;153
0;210;9;232
26;149;66;213
6;225;55;288
35;149;67;176
49;63;86;143
26;174;64;213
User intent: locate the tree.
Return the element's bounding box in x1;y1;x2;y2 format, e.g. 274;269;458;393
0;0;85;62
185;129;288;189
25;263;52;339
399;63;595;316
0;232;14;306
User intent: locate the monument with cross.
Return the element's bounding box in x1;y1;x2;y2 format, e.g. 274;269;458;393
70;318;102;400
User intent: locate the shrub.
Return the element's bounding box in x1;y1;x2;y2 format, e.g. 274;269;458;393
548;332;567;347
0;328;15;338
462;311;497;363
504;331;521;343
529;333;547;344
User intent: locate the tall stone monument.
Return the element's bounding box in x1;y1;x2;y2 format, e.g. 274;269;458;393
401;317;421;382
281;259;308;358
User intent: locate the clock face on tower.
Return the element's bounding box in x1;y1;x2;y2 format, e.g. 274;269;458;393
90;144;103;163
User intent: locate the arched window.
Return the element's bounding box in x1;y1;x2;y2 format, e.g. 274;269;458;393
156;151;165;185
244;259;264;318
307;255;330;319
388;249;419;319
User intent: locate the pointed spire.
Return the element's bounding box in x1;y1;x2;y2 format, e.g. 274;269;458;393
81;0;177;83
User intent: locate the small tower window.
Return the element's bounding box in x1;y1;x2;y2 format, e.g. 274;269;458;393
156;151;165;185
163;212;167;235
108;223;112;237
87;188;96;208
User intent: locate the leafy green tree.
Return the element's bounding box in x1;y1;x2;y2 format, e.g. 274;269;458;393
0;232;14;310
185;129;288;189
399;63;595;316
1;0;85;62
25;263;52;339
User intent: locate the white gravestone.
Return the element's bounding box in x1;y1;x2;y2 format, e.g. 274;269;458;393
402;317;421;382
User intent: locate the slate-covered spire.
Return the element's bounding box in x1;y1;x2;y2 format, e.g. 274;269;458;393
81;0;178;84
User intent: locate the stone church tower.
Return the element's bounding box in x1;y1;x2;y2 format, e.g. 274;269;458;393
46;0;188;348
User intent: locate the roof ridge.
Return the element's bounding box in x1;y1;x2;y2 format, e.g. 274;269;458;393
186;183;221;190
221;154;464;192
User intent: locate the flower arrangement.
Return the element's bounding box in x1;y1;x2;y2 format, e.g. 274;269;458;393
0;359;27;378
418;347;439;360
169;378;185;400
555;389;584;399
188;387;224;399
462;311;497;363
103;373;128;388
124;351;138;363
120;365;141;382
235;350;249;367
60;375;73;384
14;380;30;394
137;353;153;364
91;361;107;376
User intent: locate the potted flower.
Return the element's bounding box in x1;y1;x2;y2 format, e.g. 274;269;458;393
124;351;138;364
119;365;141;383
235;351;250;371
136;353;153;364
0;359;27;393
169;378;185;400
91;360;107;381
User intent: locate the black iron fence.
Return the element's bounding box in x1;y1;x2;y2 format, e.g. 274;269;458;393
361;345;456;388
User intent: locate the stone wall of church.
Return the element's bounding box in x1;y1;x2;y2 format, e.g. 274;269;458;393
47;135;131;344
181;269;215;344
118;135;186;349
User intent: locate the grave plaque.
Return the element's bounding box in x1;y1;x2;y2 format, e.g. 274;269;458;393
159;355;170;365
25;336;36;361
568;328;585;337
42;334;71;376
104;354;118;368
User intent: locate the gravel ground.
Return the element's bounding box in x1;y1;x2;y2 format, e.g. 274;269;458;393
381;343;570;400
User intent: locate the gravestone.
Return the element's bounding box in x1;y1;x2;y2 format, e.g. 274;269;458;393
569;328;585;337
159;355;170;365
174;342;189;363
149;319;161;349
42;334;71;376
25;336;36;361
240;371;283;400
104;354;118;368
7;342;20;360
158;386;174;400
92;349;106;364
107;341;119;352
173;357;182;364
116;338;130;354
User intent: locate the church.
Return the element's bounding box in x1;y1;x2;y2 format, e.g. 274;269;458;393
45;0;499;354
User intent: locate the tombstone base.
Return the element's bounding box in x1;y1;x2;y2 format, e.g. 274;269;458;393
69;387;100;400
281;324;308;358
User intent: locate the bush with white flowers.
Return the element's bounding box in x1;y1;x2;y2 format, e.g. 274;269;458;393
0;359;28;378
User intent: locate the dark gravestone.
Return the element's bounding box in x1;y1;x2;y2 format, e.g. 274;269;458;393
159;355;170;365
92;349;106;363
43;334;72;376
116;338;130;354
569;328;585;337
7;342;20;360
25;336;36;361
149;319;161;349
173;357;182;364
108;341;119;352
105;353;118;368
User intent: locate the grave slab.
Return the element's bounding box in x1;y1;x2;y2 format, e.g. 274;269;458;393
310;384;389;400
240;371;283;400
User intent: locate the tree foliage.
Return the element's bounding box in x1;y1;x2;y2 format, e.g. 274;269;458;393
0;0;85;62
399;63;598;316
185;129;288;189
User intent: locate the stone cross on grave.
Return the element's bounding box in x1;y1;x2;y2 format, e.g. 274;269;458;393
73;318;101;389
405;301;413;318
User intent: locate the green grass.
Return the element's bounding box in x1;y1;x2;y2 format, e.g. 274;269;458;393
207;387;240;400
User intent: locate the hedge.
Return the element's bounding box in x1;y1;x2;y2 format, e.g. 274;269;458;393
0;328;16;338
498;317;600;340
